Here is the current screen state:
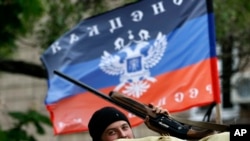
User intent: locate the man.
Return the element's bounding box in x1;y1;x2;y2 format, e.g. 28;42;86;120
88;106;134;141
88;105;229;141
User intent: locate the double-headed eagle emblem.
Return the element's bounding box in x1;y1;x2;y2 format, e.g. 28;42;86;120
99;29;168;98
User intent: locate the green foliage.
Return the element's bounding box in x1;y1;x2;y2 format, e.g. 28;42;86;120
36;0;138;49
214;0;250;70
0;0;44;58
214;0;250;41
36;0;85;49
0;110;52;141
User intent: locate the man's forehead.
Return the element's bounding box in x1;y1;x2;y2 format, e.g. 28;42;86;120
105;120;129;130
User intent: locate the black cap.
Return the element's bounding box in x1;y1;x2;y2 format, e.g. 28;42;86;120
88;107;130;141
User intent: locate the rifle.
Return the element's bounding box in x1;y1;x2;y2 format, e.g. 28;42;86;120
54;70;229;140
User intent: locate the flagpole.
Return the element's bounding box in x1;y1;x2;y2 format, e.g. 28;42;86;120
215;103;223;124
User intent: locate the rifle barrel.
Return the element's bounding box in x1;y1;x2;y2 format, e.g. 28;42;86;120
53;70;147;119
54;70;112;102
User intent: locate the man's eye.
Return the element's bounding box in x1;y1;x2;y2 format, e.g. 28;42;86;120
107;130;116;135
122;125;130;130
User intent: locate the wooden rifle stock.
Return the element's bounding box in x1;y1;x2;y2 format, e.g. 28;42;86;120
54;70;229;140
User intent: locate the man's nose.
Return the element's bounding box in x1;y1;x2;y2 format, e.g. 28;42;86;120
118;130;127;138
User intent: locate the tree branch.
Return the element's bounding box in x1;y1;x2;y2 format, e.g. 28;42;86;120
0;59;47;79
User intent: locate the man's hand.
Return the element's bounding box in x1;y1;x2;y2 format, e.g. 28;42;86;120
147;103;169;115
144;103;170;135
144;103;216;139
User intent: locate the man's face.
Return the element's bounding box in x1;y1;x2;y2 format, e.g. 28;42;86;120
101;120;134;141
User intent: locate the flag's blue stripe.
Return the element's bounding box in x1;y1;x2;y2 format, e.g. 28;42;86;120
45;14;216;104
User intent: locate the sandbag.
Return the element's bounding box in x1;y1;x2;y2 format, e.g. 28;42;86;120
115;132;229;141
198;132;229;141
116;136;185;141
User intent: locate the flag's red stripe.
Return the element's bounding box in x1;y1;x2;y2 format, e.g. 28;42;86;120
46;92;143;134
138;57;221;112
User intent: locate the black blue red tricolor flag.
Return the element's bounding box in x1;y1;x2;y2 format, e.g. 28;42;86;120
41;0;221;135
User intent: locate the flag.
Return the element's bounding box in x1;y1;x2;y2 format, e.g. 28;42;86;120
41;0;220;135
